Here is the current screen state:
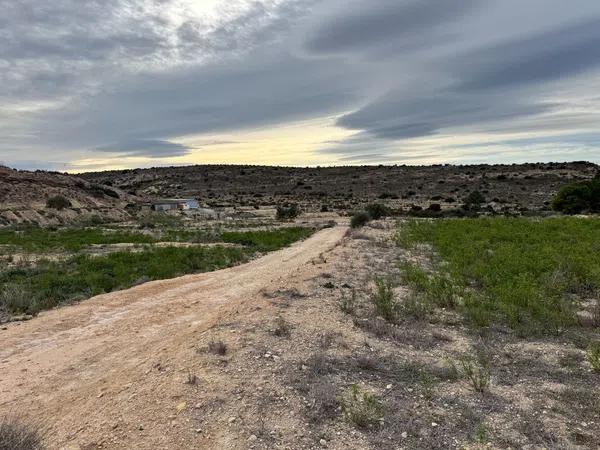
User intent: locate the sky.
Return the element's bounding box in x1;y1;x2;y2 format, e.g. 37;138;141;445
1;0;600;172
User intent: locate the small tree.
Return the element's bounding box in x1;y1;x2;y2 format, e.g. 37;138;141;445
465;191;486;206
552;176;600;214
276;204;300;221
350;211;370;228
46;195;71;210
365;203;391;220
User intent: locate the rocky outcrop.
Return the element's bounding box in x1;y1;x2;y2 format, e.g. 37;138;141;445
0;166;141;226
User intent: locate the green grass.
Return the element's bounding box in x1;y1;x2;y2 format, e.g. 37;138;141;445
0;227;157;252
1;246;251;315
0;225;313;252
397;217;600;333
0;227;315;316
220;227;314;251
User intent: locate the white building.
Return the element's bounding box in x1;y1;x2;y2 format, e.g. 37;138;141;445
152;198;199;212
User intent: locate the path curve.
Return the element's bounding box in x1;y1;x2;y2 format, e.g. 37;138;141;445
0;226;347;448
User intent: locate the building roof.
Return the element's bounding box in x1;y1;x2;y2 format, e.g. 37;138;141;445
153;198;197;204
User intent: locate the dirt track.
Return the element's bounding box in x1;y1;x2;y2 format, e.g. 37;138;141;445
0;226;347;449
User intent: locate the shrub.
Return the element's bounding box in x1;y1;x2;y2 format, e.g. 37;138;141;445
341;384;384;429
272;316;291;337
365;203;391;220
0;417;44;450
206;340;227;355
464;191;486;206
0;284;36;316
46;195;71;210
340;289;357;315
276;204;300;221
372;277;398;322
452;354;491;393
350;211;370;228
552;177;600;214
587;342;600;372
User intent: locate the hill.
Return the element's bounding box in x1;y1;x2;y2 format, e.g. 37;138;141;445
80;162;599;213
0;166;138;226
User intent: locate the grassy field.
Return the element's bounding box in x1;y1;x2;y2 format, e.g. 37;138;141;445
0;225;314;252
0;227;315;317
221;227;314;251
397;217;600;334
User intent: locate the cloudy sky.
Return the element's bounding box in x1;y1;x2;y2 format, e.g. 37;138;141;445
2;0;600;172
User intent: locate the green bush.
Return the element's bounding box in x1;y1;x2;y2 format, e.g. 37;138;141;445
365;203;391;220
552;176;600;214
276;204;300;221
46;195;71;210
464;190;486;207
350;211;370;228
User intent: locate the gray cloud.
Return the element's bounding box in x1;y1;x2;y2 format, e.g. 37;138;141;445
94;139;192;158
304;0;482;55
1;0;600;168
456;18;600;91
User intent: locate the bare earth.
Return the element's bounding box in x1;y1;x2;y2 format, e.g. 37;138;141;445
2;222;598;449
0;226;347;449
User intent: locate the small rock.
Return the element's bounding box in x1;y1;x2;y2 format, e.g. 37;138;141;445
401;432;408;439
228;417;236;424
431;422;438;427
319;438;327;446
386;384;393;389
195;429;202;434
248;435;257;442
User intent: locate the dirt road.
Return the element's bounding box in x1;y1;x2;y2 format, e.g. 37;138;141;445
0;226;347;449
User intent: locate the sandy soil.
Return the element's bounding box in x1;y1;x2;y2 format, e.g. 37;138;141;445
0;226;347;449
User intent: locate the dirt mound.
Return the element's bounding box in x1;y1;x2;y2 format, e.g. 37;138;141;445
0;166;139;226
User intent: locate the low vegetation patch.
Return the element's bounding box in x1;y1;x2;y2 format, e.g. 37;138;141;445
587;341;600;372
1;246;251;316
398;217;600;334
372;277;398;322
0;227;314;317
221;227;313;251
340;384;385;429
0;226;156;252
0;417;44;450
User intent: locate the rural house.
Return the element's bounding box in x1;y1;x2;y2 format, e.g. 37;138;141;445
151;198;199;211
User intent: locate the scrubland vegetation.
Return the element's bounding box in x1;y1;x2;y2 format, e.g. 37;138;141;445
398;217;600;335
0;225;314;318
